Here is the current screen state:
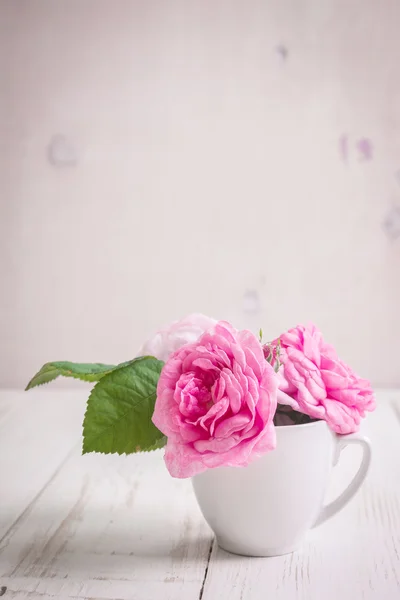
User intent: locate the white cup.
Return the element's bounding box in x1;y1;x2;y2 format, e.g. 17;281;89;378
192;420;371;557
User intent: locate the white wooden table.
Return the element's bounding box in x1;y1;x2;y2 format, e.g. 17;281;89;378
0;390;399;600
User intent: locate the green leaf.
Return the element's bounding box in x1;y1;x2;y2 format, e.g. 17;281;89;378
82;356;165;455
146;435;168;452
25;361;123;390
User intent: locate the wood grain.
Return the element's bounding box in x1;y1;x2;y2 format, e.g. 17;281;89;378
0;391;85;541
0;390;213;599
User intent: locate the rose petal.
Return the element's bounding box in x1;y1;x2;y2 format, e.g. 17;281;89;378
153;321;278;477
271;323;375;434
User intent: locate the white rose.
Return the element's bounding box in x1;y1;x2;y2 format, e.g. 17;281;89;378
139;313;217;362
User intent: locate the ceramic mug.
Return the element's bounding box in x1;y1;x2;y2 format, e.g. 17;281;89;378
192;420;371;557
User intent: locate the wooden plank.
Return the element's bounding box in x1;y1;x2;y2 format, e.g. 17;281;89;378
0;390;87;541
201;395;400;600
0;445;213;599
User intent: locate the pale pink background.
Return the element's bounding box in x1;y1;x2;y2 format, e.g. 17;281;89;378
1;0;400;388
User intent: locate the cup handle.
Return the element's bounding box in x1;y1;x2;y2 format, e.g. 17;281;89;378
314;432;371;527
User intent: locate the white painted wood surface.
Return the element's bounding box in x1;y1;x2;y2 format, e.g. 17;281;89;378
0;390;399;599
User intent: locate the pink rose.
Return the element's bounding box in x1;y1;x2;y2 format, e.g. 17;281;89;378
139;313;217;362
272;323;375;434
152;322;278;478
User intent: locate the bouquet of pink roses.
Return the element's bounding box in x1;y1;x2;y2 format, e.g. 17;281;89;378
26;314;375;479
